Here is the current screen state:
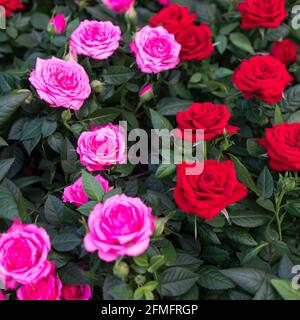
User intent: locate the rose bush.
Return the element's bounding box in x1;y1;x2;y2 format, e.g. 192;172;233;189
0;0;300;301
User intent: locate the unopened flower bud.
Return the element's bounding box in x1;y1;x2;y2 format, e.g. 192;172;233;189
91;80;104;93
113;261;129;279
139;84;154;103
48;14;67;35
125;6;137;23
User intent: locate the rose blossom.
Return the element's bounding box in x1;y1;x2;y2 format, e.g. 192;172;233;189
238;0;287;29
29;57;91;110
77;123;127;172
61;284;92;300
0;291;5;300
258;123;300;171
150;4;196;35
70;20;121;60
49;14;67;34
176;102;239;142
0;221;51;285
84;194;156;262
130;26;181;74
232;55;293;104
101;0;135;13
0;0;24;16
17;263;62;300
175;24;214;61
174;161;248;220
63;175;111;207
270;39;298;65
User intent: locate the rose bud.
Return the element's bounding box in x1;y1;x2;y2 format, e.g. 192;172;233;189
139;84;154;103
113;261;130;280
48;14;67;35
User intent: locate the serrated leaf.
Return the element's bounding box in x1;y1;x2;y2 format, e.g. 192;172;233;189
229;33;255;54
158;267;200;297
257;166;274;199
198;266;235;290
82;171;105;202
221;268;266;294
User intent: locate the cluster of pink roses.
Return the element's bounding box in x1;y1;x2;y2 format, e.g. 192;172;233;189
0;221;91;300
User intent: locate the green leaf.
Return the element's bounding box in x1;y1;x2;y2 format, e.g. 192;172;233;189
103;66;135;85
82;171;105;202
288;110;300;123
158;267;200;297
0;90;31;127
257;166;274;199
149;108;173;131
247;139;266;157
52;232;81;252
31;12;49;30
215;35;228;54
108;284;133;300
226;228;257;246
44;195;64;225
271;280;300;300
155;163;176;179
229;33;255;54
58;262;86;285
221;268;266;294
256;198;275;212
229;154;258;195
157;98;193;116
0;185;20;220
274;104;284;125
239;242;269;265
198;266;235;290
133;254;149;268
77;201;97;216
147;255;165;273
230;210;270;228
0;158;14;181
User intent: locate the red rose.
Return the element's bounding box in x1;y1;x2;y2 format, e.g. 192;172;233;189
232;55;293;104
238;0;287;29
0;0;24;16
258;123;300;171
176;102;239;142
270;39;298;65
174;160;248;220
175;24;214;61
150;4;197;35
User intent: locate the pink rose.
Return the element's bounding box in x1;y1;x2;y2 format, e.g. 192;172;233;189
61;284;91;300
70;20;121;60
101;0;135;13
62;175;111;207
130;26;181;74
29;57;91;110
84;194;156;262
0;291;5;300
49;14;67;34
77;123;127;172
0;221;51;285
158;0;171;5
17;263;62;300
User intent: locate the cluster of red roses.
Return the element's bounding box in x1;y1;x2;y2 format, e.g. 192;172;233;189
150;4;214;61
0;0;23;16
172;0;300;220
